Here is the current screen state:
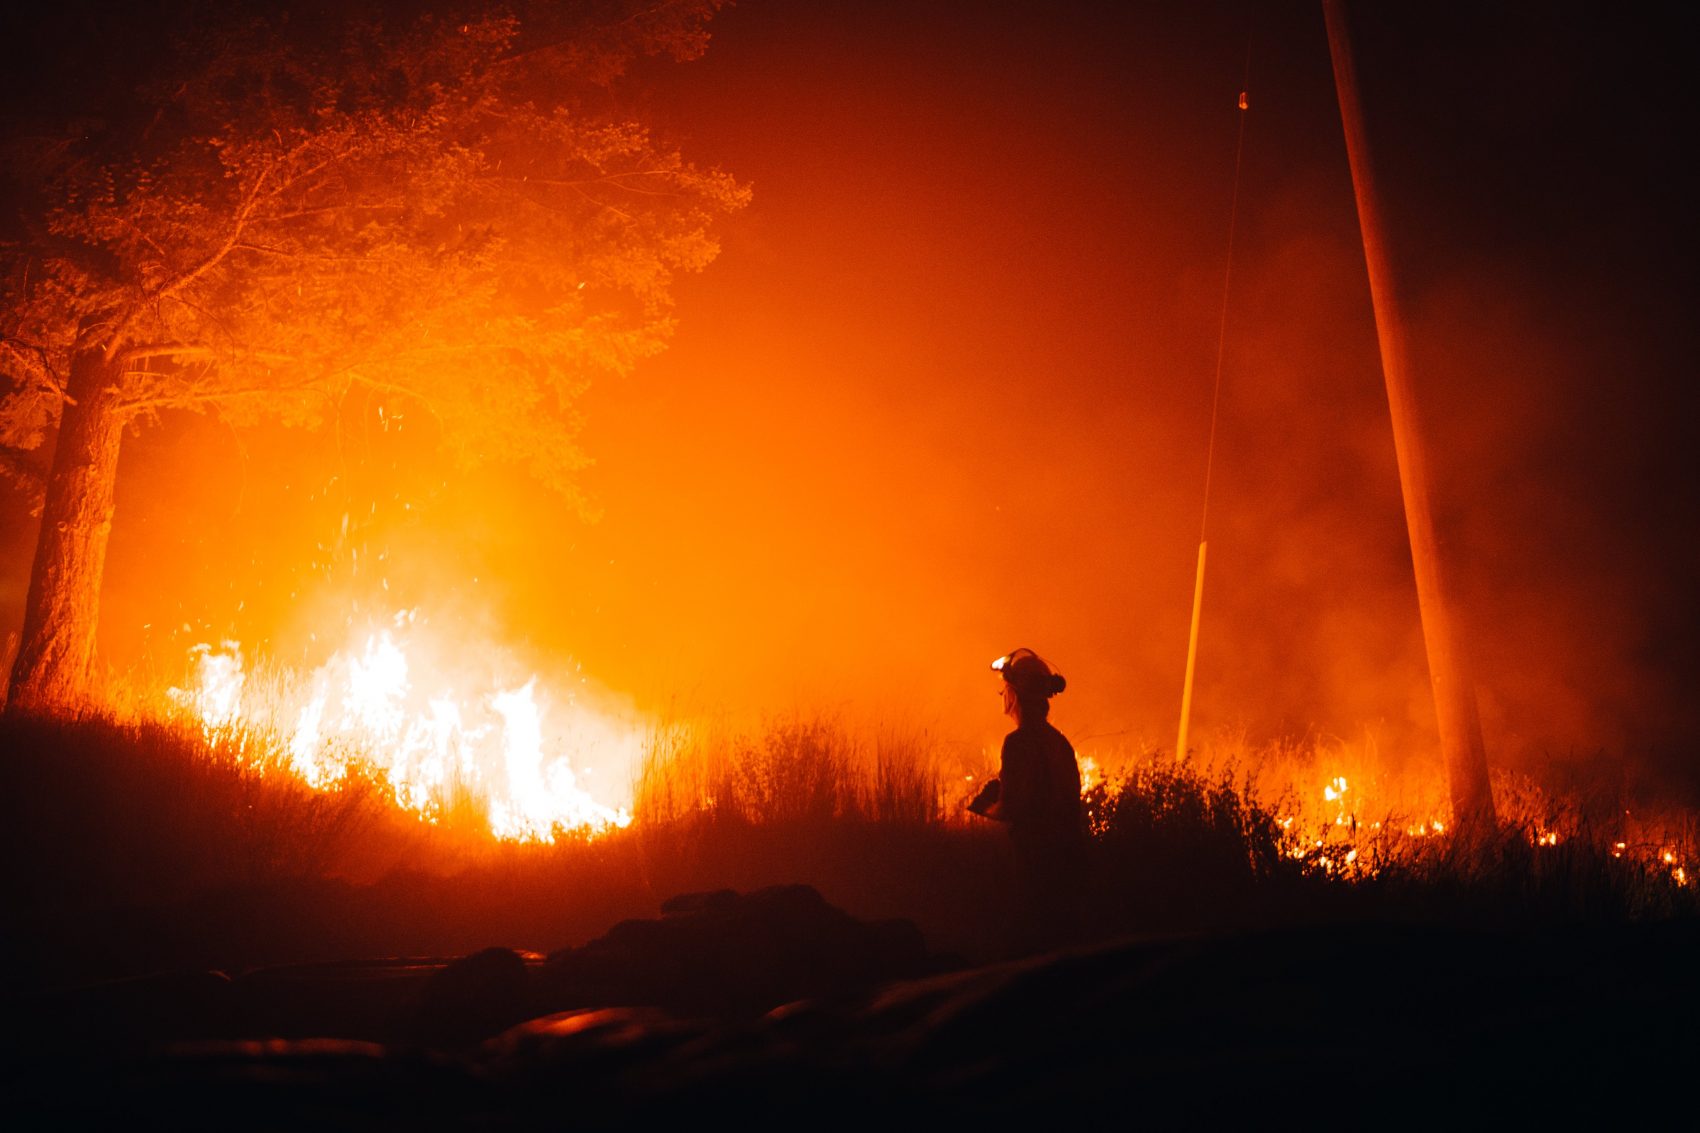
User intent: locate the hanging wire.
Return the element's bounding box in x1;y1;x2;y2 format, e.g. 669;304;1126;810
1197;41;1254;544
1175;33;1255;762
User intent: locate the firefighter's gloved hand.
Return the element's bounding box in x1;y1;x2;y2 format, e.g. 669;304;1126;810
968;777;1003;819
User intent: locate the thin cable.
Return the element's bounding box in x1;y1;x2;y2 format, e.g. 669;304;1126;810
1175;33;1255;761
1197;41;1253;544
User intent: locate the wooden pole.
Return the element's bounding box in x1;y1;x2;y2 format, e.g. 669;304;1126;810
1176;540;1207;759
1322;0;1495;834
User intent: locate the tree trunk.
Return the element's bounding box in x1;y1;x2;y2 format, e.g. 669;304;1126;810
5;349;127;715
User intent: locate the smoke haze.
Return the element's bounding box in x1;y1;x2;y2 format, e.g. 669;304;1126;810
3;1;1694;796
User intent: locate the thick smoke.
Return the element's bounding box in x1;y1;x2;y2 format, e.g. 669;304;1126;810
4;1;1692;802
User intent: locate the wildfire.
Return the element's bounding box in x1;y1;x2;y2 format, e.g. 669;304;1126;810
1661;849;1690;887
170;612;637;842
1068;732;1700;884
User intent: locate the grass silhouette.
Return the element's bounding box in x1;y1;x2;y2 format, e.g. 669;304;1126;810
2;708;1694;990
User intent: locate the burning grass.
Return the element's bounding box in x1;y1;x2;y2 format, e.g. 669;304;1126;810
2;691;1695;988
634;715;947;828
151;616;642;843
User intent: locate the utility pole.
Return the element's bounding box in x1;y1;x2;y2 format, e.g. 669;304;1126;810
1322;0;1496;834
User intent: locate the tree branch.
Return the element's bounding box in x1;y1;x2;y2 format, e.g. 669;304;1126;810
262;201;407;223
104;161;276;356
152;162;275;303
0;338;69;398
119;343;296;366
117;374;322;414
231;241;393;265
494;171;687;198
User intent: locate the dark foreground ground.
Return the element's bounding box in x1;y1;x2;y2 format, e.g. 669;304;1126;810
8;884;1697;1127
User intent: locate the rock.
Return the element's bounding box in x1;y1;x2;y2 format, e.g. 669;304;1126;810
658;888;739;916
16;968;236;1050
233;957;445;1043
537;885;939;1019
21;921;1700;1125
413;947;531;1049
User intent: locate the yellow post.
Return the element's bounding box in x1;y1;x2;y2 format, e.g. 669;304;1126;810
1175;540;1208;760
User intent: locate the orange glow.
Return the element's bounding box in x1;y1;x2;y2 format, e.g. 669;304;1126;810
5;1;1691;861
170;611;638;842
1069;729;1692;881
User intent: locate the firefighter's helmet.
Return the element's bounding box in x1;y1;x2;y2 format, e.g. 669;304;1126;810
990;648;1066;699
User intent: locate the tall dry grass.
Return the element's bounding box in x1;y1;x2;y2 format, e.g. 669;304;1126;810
0;713;388;905
3;706;1695;986
634;715;946;827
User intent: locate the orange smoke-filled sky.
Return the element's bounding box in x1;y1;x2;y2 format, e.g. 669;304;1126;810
3;1;1696;791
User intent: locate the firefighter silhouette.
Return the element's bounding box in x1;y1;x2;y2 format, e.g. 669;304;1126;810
970;648;1086;951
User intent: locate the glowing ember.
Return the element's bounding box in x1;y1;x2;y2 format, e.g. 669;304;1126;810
170;612;637;842
1071;734;1696;881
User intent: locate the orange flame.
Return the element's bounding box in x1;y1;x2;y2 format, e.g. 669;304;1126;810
170;612;637;841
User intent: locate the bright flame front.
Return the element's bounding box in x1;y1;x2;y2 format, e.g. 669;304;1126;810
171;613;636;842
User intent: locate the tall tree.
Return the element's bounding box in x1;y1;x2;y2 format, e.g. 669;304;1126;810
0;2;747;712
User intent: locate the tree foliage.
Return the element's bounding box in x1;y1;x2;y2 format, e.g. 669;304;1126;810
0;0;748;514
